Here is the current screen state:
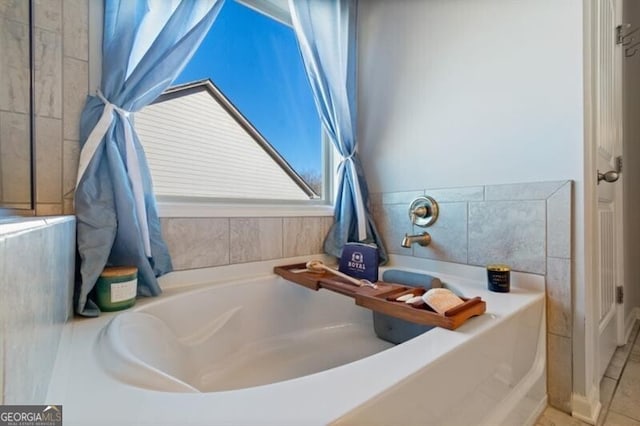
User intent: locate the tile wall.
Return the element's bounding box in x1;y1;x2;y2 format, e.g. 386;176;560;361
33;0;88;215
371;180;574;412
0;216;75;404
162;216;334;270
0;0;31;208
0;0;88;213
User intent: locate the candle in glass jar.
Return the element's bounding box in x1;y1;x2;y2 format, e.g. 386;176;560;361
487;264;510;293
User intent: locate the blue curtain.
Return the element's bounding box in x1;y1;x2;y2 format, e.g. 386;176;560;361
74;0;225;316
289;0;388;263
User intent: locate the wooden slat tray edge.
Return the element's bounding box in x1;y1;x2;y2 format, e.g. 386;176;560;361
273;263;322;290
355;294;486;330
274;263;486;330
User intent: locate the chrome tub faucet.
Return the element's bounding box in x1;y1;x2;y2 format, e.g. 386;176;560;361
401;232;431;248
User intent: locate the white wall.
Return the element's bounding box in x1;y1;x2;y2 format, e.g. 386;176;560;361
623;0;640;327
357;0;584;192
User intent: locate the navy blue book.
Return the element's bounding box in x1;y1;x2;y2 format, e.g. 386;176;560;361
338;242;379;282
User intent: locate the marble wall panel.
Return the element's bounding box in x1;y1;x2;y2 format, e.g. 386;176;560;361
468;200;546;274
161;216;332;270
0;6;30;209
413;202;468;264
161;218;230;270
0;1;30;22
0;18;30;114
283;216;333;257
547;182;572;259
62;139;79;205
34;28;62;119
0;217;74;404
62;0;88;60
0;112;30;203
485;181;566;201
62;57;87;141
1;227;49;403
230;218;283;264
34;0;61;33
45;217;75;320
547;333;573;413
35;117;62;204
547;257;572;337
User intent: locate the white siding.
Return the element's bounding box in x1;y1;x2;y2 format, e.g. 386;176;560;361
135;89;309;200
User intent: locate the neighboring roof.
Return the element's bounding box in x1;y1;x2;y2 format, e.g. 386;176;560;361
136;79;318;200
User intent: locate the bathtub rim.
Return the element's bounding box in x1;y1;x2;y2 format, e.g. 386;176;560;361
155;254;544;294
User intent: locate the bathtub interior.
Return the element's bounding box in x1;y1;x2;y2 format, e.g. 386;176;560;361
96;276;396;392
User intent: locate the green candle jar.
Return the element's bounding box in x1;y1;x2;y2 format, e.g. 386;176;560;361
95;266;138;312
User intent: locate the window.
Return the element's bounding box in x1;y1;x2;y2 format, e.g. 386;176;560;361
135;0;328;203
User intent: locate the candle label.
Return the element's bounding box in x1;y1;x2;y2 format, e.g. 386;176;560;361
111;279;137;303
487;270;510;292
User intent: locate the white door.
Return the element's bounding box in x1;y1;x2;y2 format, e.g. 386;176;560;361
595;0;625;380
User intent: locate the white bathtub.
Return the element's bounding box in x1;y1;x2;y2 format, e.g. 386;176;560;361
47;256;546;426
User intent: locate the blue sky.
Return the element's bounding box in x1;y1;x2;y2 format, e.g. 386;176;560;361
173;0;322;178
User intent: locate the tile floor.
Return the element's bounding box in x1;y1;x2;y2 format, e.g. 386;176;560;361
536;320;640;426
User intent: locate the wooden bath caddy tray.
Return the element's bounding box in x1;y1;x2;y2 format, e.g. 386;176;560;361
274;263;486;330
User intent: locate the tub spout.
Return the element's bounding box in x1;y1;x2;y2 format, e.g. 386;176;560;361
401;232;431;248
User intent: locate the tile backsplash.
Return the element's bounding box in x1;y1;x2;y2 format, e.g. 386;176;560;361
161;216;334;271
373;181;571;274
372;180;573;413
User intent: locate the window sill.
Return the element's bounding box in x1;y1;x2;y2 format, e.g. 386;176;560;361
157;201;335;218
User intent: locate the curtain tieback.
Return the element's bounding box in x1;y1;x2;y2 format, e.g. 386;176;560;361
337;152;367;241
76;90;152;258
95;90;131;117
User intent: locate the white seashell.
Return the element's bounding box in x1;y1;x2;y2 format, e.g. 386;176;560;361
405;296;424;304
395;293;414;302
